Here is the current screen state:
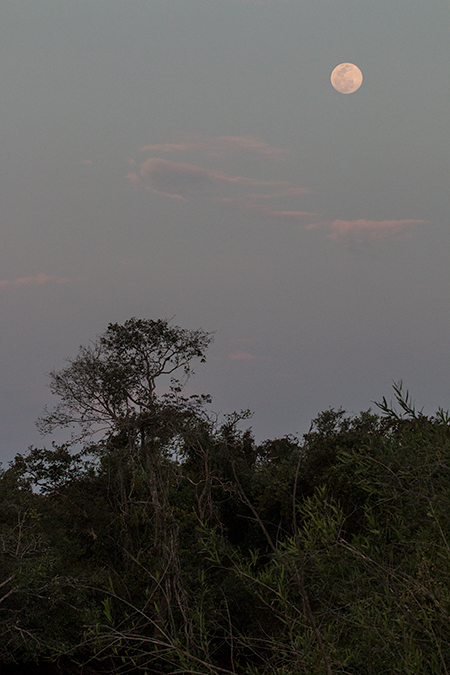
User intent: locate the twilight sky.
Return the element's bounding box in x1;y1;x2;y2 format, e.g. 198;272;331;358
1;0;449;463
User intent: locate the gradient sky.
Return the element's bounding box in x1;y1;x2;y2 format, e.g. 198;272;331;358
1;0;449;463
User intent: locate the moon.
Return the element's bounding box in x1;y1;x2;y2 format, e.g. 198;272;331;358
331;63;363;94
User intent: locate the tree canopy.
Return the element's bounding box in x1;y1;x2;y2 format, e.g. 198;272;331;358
1;320;450;674
36;317;213;445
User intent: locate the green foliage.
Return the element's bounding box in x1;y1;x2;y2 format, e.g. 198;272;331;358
36;317;213;445
3;318;450;674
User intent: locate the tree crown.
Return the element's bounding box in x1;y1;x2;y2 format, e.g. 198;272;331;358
36;318;213;444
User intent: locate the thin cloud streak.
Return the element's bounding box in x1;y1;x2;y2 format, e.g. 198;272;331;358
327;219;429;242
138;157;287;199
216;196;318;222
0;273;72;289
139;135;289;161
129;134;311;206
127;147;427;246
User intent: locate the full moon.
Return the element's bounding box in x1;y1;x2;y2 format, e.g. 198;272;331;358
331;63;363;94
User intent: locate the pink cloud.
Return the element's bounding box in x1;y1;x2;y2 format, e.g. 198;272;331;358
139;157;286;198
126;171;141;186
327;219;429;242
0;273;72;289
216;196;319;222
129;135;311;211
139;135;289;161
228;351;257;361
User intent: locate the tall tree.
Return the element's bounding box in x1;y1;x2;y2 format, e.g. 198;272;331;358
33;318;215;660
37;317;213;448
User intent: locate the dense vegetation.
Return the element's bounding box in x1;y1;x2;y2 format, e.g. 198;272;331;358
1;318;450;674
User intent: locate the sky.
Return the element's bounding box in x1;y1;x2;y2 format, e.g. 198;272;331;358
1;0;449;463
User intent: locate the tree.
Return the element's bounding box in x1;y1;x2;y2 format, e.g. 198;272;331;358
37;317;213;447
184;386;450;675
28;319;215;668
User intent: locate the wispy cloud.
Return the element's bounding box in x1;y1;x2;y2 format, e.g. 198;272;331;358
0;273;72;289
129;134;312;214
138;158;287;199
228;350;257;361
126;171;141;187
215;196;318;223
139;135;289;161
127;141;427;247
324;219;429;243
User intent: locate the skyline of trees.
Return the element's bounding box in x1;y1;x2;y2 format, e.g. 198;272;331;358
1;319;450;674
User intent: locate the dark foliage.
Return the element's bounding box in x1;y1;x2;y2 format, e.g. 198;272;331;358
2;321;450;674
